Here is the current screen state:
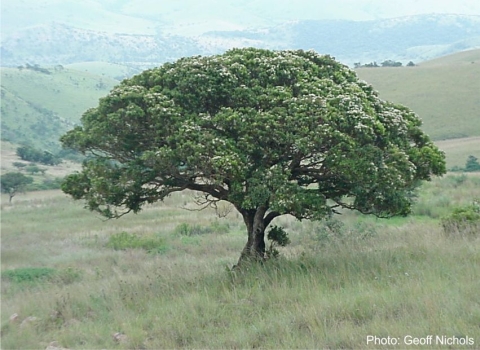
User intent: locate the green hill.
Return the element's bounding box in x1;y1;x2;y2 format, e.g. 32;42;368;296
2;50;479;166
64;62;141;81
356;49;480;141
0;65;118;151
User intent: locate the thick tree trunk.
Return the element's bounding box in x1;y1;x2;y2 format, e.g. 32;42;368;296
237;206;268;265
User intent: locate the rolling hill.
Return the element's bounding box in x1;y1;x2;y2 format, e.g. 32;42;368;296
0;65;118;151
1;49;478;170
356;49;480;141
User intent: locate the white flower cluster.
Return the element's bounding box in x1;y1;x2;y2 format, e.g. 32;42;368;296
110;85;146;97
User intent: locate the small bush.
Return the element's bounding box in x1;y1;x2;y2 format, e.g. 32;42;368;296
208;220;230;234
1;267;83;286
16;145;61;165
12;162;28;169
465;155;480;172
106;232;168;254
1;267;56;283
266;225;290;258
441;201;480;236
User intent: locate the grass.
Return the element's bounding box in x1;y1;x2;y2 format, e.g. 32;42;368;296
64;62;141;81
356;49;480;141
435;136;480;169
1;175;480;349
0;66;117;151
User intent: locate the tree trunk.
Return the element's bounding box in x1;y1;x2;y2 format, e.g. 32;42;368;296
237;206;268;265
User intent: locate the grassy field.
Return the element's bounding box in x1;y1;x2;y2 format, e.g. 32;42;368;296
64;62;141;81
1;48;480;349
1;174;479;349
356;49;480;141
435;136;480;169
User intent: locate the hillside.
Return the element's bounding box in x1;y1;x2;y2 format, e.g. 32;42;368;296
0;66;118;151
1;49;479;169
2;11;480;68
201;14;480;66
356;49;480;140
0;23;201;69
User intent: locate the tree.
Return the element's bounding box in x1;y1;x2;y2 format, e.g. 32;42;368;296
1;172;33;203
16;146;61;166
60;48;446;264
465;155;480;172
381;60;402;67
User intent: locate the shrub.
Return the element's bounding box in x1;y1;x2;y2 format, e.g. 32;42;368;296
465;155;480;172
12;162;28;169
1;267;56;283
1;267;82;285
16;146;61;165
441;200;480;236
266;226;290;258
27;177;64;191
208;220;230;234
106;231;168;253
25;164;45;175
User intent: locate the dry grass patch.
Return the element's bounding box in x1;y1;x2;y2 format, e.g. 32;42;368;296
2;181;480;348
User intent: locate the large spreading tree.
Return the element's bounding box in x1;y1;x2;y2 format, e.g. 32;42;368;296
61;48;446;264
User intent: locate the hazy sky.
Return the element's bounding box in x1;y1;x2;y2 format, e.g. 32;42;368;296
264;0;480;21
1;0;479;37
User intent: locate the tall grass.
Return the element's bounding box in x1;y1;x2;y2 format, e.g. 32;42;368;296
1;176;480;349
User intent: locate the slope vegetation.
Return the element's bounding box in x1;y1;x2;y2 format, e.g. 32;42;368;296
356;49;480;140
0;66;117;151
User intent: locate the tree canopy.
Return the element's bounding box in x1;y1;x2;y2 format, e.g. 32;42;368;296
465;155;480;172
1;172;33;203
61;48;446;263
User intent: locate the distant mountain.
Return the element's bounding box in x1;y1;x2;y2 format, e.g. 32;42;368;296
0;23;202;70
1;12;479;68
2;1;480;36
199;14;480;66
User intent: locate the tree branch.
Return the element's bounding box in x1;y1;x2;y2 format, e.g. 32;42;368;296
264;211;281;227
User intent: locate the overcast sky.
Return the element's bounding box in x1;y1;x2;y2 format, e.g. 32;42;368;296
2;0;479;37
273;0;480;21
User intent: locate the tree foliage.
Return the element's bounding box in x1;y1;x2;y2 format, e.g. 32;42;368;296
1;172;34;203
16;146;61;165
61;48;446;263
465;155;480;172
